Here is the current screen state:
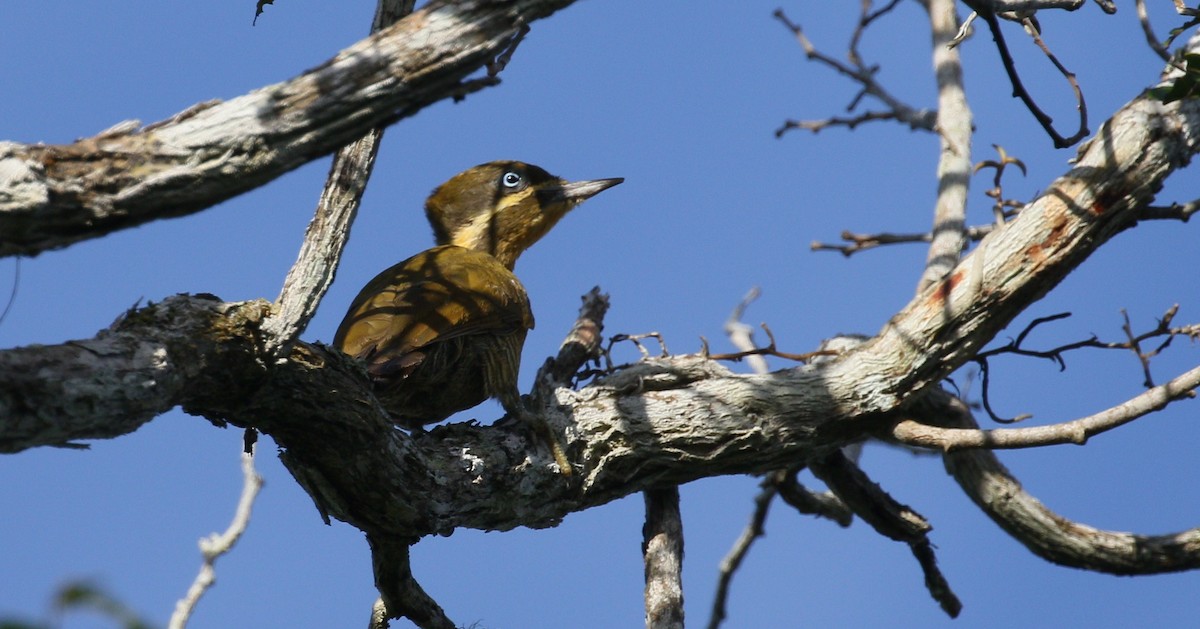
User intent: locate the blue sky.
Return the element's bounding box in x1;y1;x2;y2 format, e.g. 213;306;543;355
2;2;1199;628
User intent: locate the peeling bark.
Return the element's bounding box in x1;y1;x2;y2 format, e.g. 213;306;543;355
0;0;579;257
2;74;1197;536
1;13;1199;621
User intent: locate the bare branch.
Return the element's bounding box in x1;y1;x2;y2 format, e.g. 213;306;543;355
260;124;382;356
368;598;389;629
775;470;854;526
722;287;770;374
643;488;685;629
970;307;1200;421
1136;0;1175;63
0;0;581;258
975;144;1029;225
812;223;997;256
773;9;937;137
168;452;264;629
892;363;1200;451
705;323;835;364
968;4;1089;147
912;391;1200;574
809;451;961;618
534;287;610;393
367;535;454;629
917;0;973;292
849;0;906;67
976;0;1087;9
707;477;777;629
1142;198;1200;221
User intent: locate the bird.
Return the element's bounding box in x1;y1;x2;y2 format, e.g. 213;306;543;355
333;161;623;474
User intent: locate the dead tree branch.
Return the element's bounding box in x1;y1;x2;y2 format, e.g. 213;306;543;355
965;2;1089;147
918;0;973;292
773;8;937;137
812;223;997;256
810;451;961;618
168;452;264;629
1142;198;1200;221
0;0;581;258
891;363;1200;451
707;475;777;629
260;0;416;358
970;306;1200;421
643;487;685;629
909;391;1200;574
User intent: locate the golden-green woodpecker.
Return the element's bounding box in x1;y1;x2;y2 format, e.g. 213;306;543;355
333;161;622;473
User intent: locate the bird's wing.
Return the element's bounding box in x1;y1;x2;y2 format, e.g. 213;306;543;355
332;246;533;379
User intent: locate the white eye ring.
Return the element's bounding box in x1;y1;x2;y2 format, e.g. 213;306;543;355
501;171;523;188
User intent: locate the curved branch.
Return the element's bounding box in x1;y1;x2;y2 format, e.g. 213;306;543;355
972;6;1089;147
890;363;1200;451
0;0;579;258
912;391;1200;574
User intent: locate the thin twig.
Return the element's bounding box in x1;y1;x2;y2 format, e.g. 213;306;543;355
1142;199;1200;221
974;144;1028;226
1136;0;1175;63
707;477;778;629
0;258;18;329
812;223;999;256
971;306;1198;422
892;363;1200;451
849;0;905;66
974;7;1088;147
773;8;937;137
1024;15;1089;142
168;452;264;629
705;323;836;364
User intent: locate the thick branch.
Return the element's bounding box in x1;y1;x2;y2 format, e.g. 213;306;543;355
0;0;578;258
828;77;1200;417
2;51;1198;547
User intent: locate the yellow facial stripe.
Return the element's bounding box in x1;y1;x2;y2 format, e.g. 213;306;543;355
449;187;538;250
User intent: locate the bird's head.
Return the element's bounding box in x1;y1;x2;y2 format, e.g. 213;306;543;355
425;161;623;269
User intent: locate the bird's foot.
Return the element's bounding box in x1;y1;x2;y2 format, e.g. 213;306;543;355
516;409;572;477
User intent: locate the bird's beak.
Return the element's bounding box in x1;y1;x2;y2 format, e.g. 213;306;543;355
549;177;625;203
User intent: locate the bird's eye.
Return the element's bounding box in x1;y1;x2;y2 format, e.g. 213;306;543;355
501;171;523;189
